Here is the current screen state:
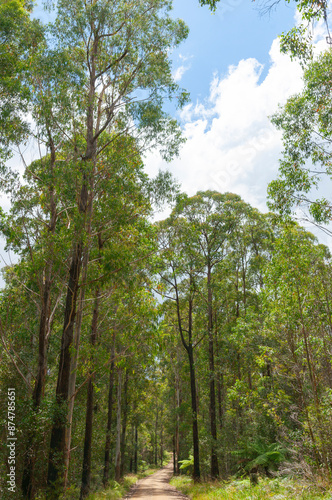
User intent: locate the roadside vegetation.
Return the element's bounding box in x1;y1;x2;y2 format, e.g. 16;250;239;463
170;476;332;500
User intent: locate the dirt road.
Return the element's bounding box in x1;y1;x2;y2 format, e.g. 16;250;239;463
125;461;189;499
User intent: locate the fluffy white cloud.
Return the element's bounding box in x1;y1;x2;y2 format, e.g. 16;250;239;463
145;37;304;214
173;64;190;82
172;53;192;82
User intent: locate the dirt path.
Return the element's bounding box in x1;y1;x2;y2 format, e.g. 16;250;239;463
125;461;189;499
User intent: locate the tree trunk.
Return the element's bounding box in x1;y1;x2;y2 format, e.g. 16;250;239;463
216;331;224;435
175;372;180;474
134;426;138;474
64;243;90;488
120;370;129;477
47;240;83;494
103;338;115;486
22;133;57;499
188;345;200;481
129;426;134;473
80;288;100;499
115;371;122;482
154;404;158;467
175;276;200;481
80;379;93;500
207;265;219;478
160;404;163;467
22;271;52;499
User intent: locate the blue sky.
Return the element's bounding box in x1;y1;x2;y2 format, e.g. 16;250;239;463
171;0;297;103
143;0;332;246
145;0;308;215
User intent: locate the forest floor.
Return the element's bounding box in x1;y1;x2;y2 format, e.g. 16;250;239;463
170;475;332;499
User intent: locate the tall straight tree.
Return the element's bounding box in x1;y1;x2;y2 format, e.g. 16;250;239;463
171;191;247;478
157;218;202;480
44;1;188;493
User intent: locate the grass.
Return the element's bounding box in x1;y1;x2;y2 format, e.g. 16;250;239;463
170;475;332;500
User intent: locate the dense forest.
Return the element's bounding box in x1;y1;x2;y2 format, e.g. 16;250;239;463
1;0;332;499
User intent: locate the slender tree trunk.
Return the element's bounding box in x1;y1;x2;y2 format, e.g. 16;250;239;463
80;288;100;499
217;373;224;433
215;327;224;435
115;371;122;482
80;380;93;499
154;404;158;467
47;240;84;493
175;275;200;481
175;371;180;475
103;338;115;486
297;288;330;471
188;345;200;481
64;245;90;487
160;404;163;467
22;133;57;499
134;426;138;474
129;425;134;473
22;271;52;499
120;371;129;477
207;265;219;478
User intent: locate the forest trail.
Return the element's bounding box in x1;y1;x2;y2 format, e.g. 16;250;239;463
125;461;189;499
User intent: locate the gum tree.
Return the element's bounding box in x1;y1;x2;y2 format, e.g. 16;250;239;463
156;217;202;480
170;191;247;478
41;0;189;495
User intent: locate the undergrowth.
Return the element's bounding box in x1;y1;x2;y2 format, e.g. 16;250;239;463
170;475;332;500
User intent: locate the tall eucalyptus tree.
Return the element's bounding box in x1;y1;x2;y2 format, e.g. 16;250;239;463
40;1;189;494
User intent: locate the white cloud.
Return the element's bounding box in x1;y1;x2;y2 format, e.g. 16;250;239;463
145;37;304;213
172;53;192;82
173;64;189;82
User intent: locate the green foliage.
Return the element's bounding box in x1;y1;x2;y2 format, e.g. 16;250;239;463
87;476;137;500
279;25;313;66
0;0;43;160
198;0;219;11
268;49;332;223
170;475;332;499
179;455;194;474
233;440;287;474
